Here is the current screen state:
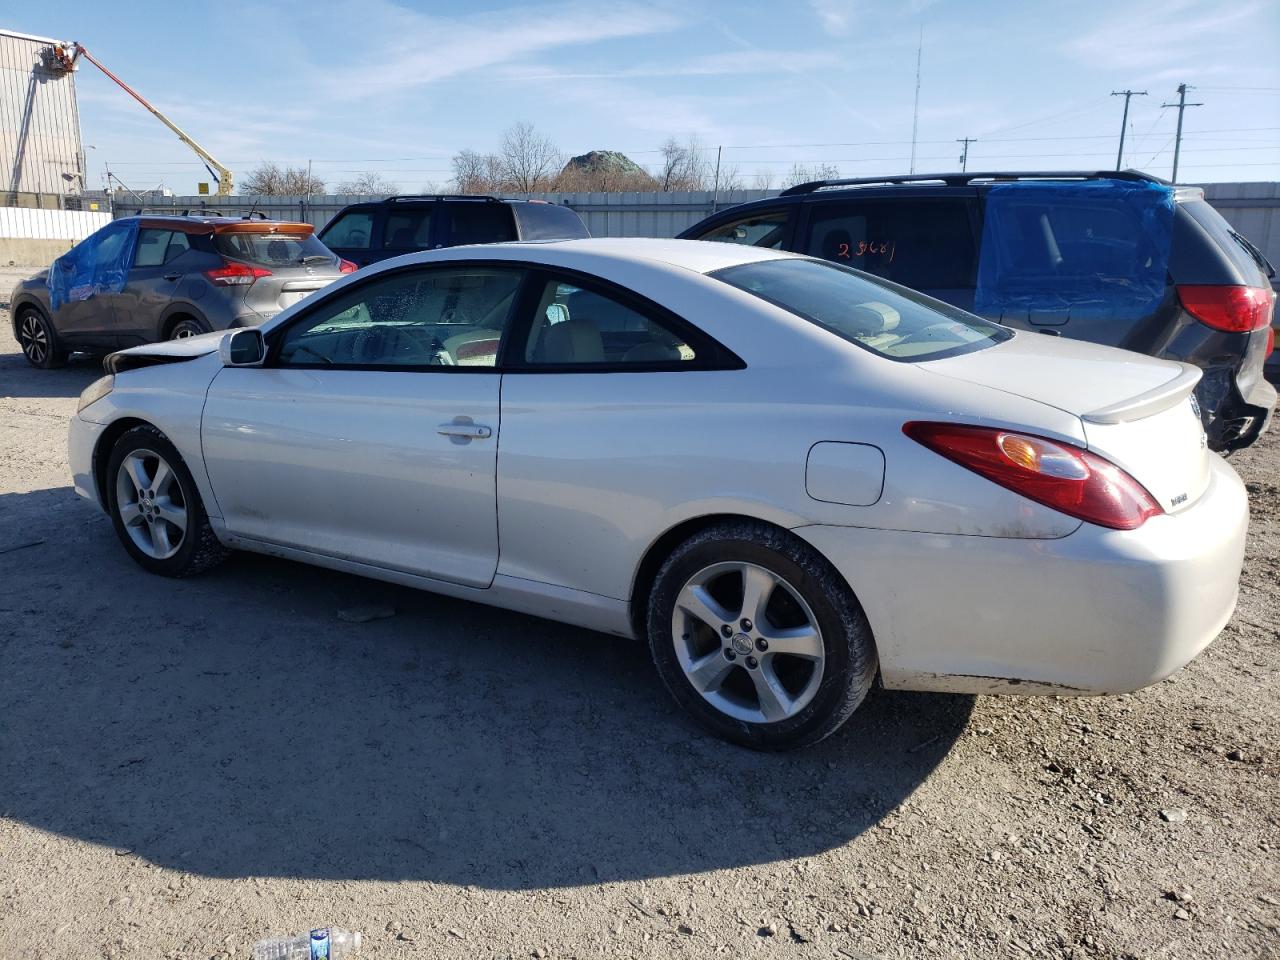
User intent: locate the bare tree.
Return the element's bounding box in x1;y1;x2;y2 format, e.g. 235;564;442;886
498;122;563;192
335;171;399;195
240;162;325;196
656;135;710;191
714;162;743;193
782;163;840;188
450;149;503;193
752;169;776;190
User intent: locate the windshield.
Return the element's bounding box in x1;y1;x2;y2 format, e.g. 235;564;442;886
213;231;335;267
713;257;1011;361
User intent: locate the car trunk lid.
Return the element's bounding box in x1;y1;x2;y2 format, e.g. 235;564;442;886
922;332;1212;514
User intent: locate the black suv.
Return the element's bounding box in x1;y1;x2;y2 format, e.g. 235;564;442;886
318;195;590;268
681;171;1276;451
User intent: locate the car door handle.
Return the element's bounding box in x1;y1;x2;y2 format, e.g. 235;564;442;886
163;273;182;282
437;421;492;439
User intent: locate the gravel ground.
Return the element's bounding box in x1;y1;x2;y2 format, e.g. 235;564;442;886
0;264;1276;960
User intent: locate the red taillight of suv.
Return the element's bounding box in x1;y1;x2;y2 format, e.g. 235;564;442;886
903;422;1163;531
204;260;272;287
339;259;358;274
1177;284;1274;333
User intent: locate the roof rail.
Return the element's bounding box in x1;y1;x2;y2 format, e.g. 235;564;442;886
385;194;499;203
778;169;1167;196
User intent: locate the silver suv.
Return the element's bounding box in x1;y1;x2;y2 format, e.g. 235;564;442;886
11;215;353;367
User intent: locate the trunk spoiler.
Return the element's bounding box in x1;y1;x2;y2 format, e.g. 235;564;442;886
1081;363;1202;424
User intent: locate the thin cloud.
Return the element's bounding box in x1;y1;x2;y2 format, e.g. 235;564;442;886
312;0;683;101
505;49;842;81
1065;0;1262;71
809;0;854;36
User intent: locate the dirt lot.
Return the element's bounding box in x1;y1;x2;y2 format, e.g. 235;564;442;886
0;265;1276;960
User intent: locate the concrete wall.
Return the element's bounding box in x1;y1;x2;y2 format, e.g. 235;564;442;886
0;206;110;265
0;29;85;195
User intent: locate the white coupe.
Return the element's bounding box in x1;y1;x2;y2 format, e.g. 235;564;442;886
68;239;1248;749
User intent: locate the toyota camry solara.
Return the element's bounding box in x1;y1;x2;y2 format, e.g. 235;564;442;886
69;238;1249;750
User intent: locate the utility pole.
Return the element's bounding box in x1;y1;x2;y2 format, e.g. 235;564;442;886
909;25;923;173
956;137;976;172
1110;89;1147;170
1161;83;1202;183
711;145;722;213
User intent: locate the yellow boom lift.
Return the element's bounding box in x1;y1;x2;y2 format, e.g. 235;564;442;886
50;42;234;196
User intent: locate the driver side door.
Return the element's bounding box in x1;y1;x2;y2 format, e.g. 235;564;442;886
200;263;525;587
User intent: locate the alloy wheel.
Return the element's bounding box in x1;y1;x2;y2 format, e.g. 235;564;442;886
18;313;49;364
115;449;188;560
670;561;825;724
170;320;202;340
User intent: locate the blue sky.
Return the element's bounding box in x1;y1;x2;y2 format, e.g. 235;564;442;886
11;0;1280;193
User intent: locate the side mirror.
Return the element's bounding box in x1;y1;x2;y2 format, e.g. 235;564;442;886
218;328;266;367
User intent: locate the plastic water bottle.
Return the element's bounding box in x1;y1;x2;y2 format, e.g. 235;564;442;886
251;928;362;960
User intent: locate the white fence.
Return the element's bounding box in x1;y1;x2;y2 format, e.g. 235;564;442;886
0;205;110;240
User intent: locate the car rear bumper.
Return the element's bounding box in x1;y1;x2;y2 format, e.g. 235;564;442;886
795;454;1248;696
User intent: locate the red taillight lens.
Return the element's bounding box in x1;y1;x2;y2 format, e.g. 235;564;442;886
1177;284;1273;333
903;422;1163;531
339;258;358;274
204;260;272;287
1266;325;1275;359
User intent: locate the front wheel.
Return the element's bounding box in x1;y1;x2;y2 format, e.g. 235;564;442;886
16;308;67;368
647;521;877;750
106;425;229;577
168;317;206;340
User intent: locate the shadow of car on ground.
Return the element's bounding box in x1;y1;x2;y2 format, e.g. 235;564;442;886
0;486;973;889
0;349;103;400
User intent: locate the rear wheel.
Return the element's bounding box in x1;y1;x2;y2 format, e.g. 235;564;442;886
647;521;877;750
106;425;229;577
16;308;66;368
168;317;206;340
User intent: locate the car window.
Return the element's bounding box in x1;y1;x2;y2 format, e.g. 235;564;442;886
805;199;977;290
714;257;1010;361
443;202;517;246
164;230;191;263
214;231;333;266
697;211;789;249
523;278;696;366
94;223;132;268
321;211;374;249
275;266;523;368
383;209;434;249
133;229;173;268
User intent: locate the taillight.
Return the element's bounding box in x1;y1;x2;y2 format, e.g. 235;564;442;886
339;259;358;274
1266;326;1275;359
903;422;1163;531
204;260;272;287
1177;284;1273;333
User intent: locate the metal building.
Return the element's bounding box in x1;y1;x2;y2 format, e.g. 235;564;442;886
1;27;86;200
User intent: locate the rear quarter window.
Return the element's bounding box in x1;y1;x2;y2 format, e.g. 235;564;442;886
714;257;1010;361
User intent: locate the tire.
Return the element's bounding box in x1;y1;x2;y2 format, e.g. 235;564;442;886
647;520;877;751
167;317;207;340
105;425;229;577
16;307;67;369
